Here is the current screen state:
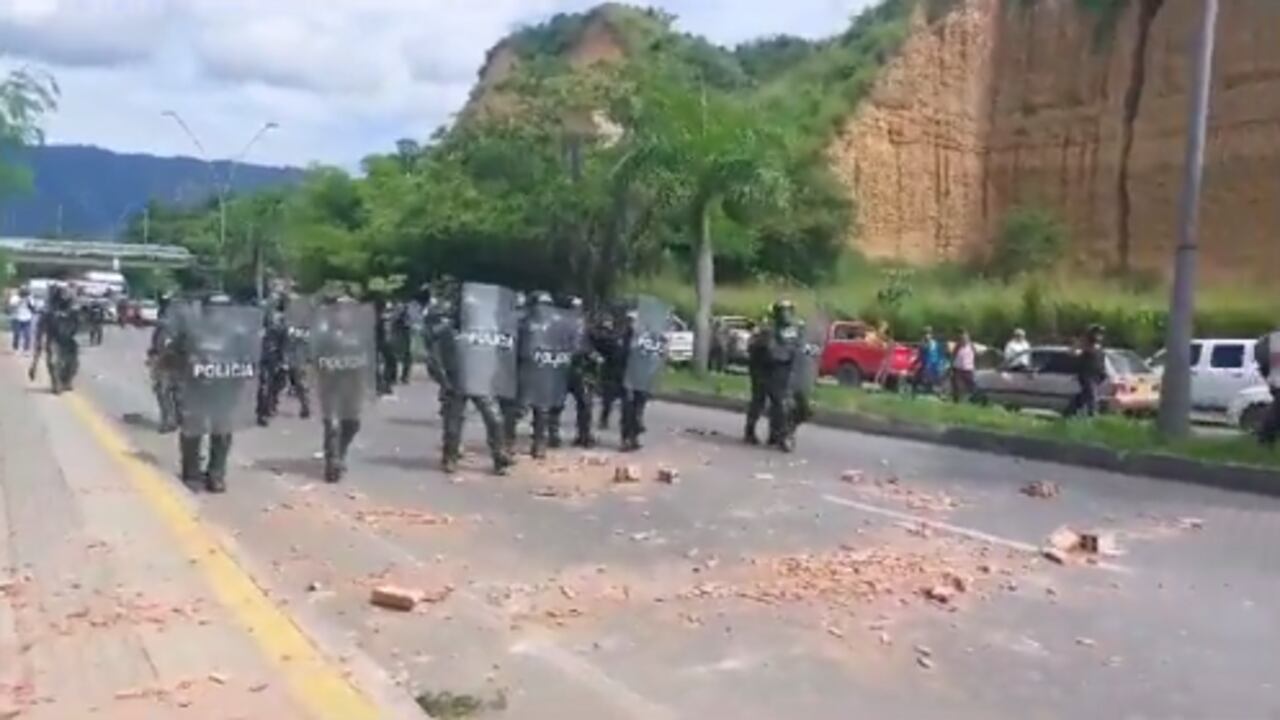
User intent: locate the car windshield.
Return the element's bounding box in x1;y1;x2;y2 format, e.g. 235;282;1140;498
1108;349;1152;375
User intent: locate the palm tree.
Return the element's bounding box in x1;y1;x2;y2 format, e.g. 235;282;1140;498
621;67;789;373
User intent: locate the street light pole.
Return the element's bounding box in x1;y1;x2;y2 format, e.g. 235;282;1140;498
1157;0;1219;439
161;111;278;292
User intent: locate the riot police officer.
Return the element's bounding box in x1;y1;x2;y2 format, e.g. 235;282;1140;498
1254;331;1280;445
1065;324;1106;418
498;292;528;458
743;314;771;445
170;294;262;493
762;300;800;450
519;292;575;459
785;313;824;452
550;296;598;448
430;284;515;476
374;299;398;396
594;310;627;431
619;296;670;452
86;300;106;346
147;293;181;433
391;301;414;385
257;294;311;424
29;284;80;394
311;292;376;483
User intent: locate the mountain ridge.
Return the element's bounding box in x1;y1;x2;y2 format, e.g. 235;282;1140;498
0;143;302;239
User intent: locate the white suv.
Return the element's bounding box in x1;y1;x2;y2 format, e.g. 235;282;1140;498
1150;338;1260;414
1227;384;1273;433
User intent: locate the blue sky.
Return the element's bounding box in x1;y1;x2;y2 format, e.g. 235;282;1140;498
1;0;875;168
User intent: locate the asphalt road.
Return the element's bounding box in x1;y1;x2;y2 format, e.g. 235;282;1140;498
66;327;1280;719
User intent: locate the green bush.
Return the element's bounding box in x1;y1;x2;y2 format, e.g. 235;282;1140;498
638;268;1277;355
989;206;1068;281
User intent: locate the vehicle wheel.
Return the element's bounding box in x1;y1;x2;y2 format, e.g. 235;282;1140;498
1240;404;1270;435
836;362;862;388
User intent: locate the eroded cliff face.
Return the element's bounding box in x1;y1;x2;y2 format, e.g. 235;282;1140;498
832;0;1280;284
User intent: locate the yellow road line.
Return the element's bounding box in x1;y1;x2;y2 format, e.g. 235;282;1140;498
64;393;382;720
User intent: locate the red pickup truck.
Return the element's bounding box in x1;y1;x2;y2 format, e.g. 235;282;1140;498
819;321;917;388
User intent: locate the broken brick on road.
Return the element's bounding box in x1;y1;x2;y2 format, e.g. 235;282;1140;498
614;465;642;484
370;586;420;612
1021;481;1060;499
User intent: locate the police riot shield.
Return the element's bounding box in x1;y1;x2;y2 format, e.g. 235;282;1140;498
789;312;829;393
311;302;377;421
283;297;314;369
176;305;263;435
518;306;575;409
454;283;519;399
623;295;670;393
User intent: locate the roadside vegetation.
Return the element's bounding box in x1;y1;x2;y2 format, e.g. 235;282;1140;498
662;369;1280;471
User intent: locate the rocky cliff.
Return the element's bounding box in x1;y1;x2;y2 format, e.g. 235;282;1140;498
829;0;1280;284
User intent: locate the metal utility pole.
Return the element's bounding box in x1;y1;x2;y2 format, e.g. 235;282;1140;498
161;111;278;290
1158;0;1219;439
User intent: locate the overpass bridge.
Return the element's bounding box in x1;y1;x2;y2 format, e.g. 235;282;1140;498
0;237;194;271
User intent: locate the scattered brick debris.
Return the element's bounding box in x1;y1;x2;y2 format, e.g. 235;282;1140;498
613;465;642;484
1021;481;1060;499
355;507;453;527
656;467;681;484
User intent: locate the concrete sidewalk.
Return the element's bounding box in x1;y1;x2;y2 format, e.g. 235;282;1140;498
0;357;408;719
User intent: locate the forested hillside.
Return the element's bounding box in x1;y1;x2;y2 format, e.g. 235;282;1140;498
0;144;300;238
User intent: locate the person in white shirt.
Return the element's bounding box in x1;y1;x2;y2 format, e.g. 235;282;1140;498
9;288;36;353
951;330;977;402
1004;328;1031;369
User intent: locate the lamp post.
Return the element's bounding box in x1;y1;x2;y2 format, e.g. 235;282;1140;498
1157;0;1219;439
161;111;278;290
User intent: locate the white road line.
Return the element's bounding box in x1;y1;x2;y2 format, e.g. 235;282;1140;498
821;493;1133;575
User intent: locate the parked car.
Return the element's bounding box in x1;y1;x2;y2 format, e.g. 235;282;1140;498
975;346;1160;416
819;320;916;388
1227;384;1273;434
710;315;756;371
665;315;694;364
135;300;160;327
1149;338;1259;414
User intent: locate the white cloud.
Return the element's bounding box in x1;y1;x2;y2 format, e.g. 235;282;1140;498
0;0;172;66
3;1;878;168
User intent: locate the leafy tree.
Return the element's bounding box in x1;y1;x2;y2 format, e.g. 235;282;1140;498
0;68;58;198
0;247;12;289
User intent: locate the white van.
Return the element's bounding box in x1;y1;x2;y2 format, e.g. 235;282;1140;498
1150;338;1260;413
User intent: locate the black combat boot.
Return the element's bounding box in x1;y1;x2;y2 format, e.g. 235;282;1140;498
205;434;232;493
179;435;203;489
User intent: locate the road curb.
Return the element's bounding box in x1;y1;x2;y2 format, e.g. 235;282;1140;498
654;389;1280;498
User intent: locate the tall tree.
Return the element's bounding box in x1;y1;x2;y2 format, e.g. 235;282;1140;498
619;66;789;373
0;68;58;198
